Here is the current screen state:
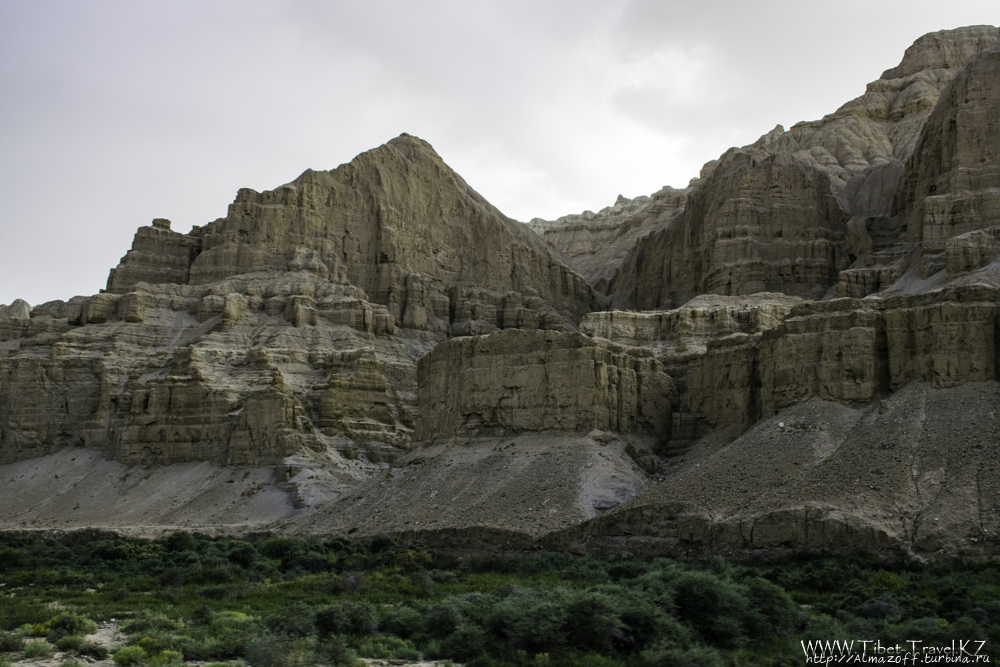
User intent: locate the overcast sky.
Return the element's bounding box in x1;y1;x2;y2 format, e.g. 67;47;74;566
1;1;996;307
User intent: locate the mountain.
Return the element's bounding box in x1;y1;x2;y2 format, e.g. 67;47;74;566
0;135;599;530
2;27;1000;559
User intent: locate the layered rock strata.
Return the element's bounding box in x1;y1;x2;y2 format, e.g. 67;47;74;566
631;286;1000;439
527;188;688;292
0;135;603;513
545;380;1000;558
416;329;675;441
895;38;1000;278
108;134;601;333
607;26;1000;308
286;284;1000;556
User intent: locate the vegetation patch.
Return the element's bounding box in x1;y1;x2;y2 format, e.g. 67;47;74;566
0;532;997;666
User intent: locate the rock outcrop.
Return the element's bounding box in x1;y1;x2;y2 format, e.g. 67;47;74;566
0;135;603;515
3;27;1000;560
547;379;1000;558
606;26;1000;309
527;188;687;292
896;37;1000;278
416;329;674;441
108;134;601;333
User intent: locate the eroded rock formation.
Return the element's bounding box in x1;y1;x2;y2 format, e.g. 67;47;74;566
0;135;601;516
597;25;1000;309
3;26;1000;559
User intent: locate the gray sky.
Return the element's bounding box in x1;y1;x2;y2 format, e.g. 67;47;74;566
1;0;996;307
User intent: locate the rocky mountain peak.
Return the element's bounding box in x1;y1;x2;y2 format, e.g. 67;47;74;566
880;25;1000;80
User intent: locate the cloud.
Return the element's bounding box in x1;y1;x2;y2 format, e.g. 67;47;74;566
0;0;997;305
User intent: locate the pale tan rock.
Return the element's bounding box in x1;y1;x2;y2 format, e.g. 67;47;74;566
609;27;1000;307
896;38;1000;274
580;293;800;353
106;223;201;293
527;188;687;291
945;226;1000;280
416;329;675;441
107;134;600;330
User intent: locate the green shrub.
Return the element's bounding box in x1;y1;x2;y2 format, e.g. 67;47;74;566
638;645;725;667
355;636;419;660
0;547;28;570
48;613;98;637
123;615;182;635
163;532;195;552
264;602;314;637
316;636;360;667
148;649;184;665
215;611;255;628
227;541;259;569
113;645;147;666
743;576;803;640
0;633;23;652
441;623;487;662
55;635;87;652
24;641;55;659
672;571;749;648
381;605;425;638
245;636;286;667
79;642;110;660
191;606;216;626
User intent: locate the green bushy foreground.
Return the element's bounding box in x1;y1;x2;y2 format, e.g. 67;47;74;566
0;532;997;666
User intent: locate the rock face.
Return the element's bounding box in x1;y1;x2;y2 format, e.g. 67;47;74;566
527;188;687;292
605;26;1000;309
0;135;601;514
548;379;1000;558
4;26;1000;560
416;329;674;441
108;134;601;333
896;38;1000;277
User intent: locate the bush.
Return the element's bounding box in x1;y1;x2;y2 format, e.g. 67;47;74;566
315;605;349;638
382;605;425;639
24;641;55;659
55;635;87;652
245;635;287;667
441;624;487;662
49;613;98;637
148;649;184;665
79;642;110;660
113;645;147;666
316;635;361;667
163;532;195;552
215;611;255;628
0;633;23;652
191;606;216;626
638;645;725;667
356;636;420;660
672;571;749;648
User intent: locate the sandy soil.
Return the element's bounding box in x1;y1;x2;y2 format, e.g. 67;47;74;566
280;431;657;546
0;449;300;536
10;622;123;667
561;381;1000;557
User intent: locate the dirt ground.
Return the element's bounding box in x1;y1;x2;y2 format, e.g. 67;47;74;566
10;621;123;666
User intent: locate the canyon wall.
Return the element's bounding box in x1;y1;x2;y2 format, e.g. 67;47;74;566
416;329;674;441
0;135;602;497
595;26;1000;309
108;134;601;333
